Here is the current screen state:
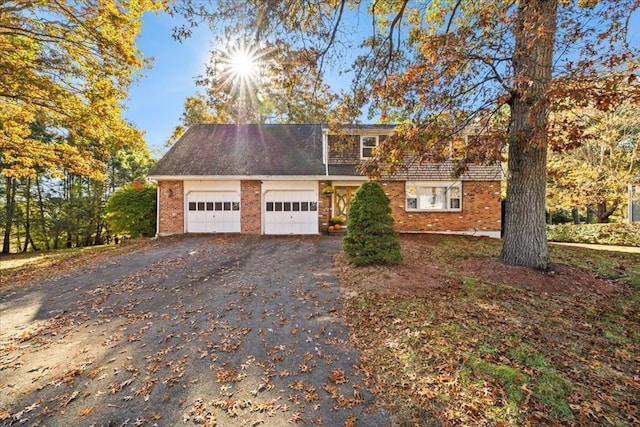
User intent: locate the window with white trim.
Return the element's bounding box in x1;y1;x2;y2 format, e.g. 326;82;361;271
360;135;378;159
406;182;462;211
448;136;467;160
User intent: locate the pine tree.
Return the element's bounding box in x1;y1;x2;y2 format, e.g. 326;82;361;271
343;182;402;265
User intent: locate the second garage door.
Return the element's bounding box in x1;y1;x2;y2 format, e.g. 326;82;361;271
264;190;318;235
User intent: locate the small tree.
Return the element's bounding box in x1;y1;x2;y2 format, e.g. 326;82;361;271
343;181;402;265
105;183;157;238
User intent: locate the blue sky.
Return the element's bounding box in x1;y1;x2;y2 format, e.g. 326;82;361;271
125;12;212;156
124;11;356;156
125;8;640;157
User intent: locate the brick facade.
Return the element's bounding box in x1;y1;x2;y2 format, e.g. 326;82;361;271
157;180;184;235
155;179;501;236
241;180;261;234
318;181;333;228
381;180;502;234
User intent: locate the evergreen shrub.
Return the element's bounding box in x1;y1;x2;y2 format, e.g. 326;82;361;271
343;181;402;265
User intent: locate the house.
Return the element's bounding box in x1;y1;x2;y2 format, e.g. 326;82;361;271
148;124;502;237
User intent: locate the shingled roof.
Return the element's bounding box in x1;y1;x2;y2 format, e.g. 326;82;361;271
149;124;325;177
327;161;502;181
150;123;502;181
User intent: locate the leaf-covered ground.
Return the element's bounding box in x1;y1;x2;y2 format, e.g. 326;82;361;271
0;236;390;426
334;234;640;426
2;234;639;426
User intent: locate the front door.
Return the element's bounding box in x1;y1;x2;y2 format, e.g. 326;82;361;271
334;186;358;221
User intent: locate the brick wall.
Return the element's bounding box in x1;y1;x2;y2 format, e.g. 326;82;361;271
381;181;502;233
318;181;333;230
157;179;501;236
157;180;184;235
241;180;261;234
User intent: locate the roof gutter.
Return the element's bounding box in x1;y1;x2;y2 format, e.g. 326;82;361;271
147;175;331;181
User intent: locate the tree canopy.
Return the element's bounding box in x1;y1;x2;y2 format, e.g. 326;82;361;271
547;95;640;222
1;0;163;253
168;1;338;133
0;0;164;180
172;0;639;269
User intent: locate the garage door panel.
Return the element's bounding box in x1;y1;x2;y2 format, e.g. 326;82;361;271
187;191;240;233
264;190;318;235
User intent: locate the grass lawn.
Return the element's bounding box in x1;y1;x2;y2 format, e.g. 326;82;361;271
334;234;639;426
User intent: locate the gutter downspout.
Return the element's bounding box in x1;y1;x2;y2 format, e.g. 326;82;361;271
150;179;160;238
323;129;329;177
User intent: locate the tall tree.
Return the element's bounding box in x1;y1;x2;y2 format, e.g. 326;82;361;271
502;0;557;269
0;0;163;252
548;93;640;222
166;94;218;146
173;0;639;269
356;0;638;269
0;0;162;178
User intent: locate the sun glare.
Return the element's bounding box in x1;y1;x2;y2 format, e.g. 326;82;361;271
225;45;260;82
214;40;270;122
229;51;257;78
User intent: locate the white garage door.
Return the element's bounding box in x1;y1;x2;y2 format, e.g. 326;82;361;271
187;191;241;233
264;190;318;235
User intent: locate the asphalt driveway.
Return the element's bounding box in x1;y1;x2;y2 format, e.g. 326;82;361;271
0;235;390;426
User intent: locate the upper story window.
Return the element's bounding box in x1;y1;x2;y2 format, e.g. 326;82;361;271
360;135;379;159
449;136;467;160
406;181;462;211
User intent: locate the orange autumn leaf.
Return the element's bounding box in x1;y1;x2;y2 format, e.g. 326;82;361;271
78;406;94;416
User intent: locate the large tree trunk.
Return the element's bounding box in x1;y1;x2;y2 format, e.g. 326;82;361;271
500;0;558;270
596;200;617;223
2;177;18;254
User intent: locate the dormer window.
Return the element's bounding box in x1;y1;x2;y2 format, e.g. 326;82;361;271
361;135;378;159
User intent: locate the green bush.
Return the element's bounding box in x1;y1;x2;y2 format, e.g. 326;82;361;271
546;209;577;224
343;181;402;265
105;183;157;238
547;223;640;247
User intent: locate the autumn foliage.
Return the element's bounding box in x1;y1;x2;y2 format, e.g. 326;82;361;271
0;0;163;179
170;0;639;269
